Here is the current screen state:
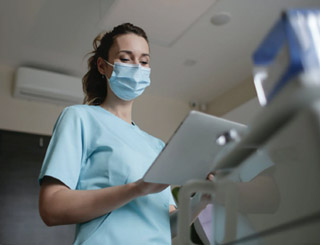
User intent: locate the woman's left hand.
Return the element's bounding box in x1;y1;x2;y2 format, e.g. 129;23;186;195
199;173;215;206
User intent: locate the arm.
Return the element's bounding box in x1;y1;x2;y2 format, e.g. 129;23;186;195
39;176;168;226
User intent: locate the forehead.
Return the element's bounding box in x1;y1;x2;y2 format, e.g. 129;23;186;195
110;33;149;56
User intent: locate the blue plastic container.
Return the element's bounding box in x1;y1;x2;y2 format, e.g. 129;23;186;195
252;9;320;106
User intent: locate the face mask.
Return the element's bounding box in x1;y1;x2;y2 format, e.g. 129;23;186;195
104;60;151;101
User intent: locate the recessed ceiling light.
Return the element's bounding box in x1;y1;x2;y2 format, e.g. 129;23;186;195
211;12;231;26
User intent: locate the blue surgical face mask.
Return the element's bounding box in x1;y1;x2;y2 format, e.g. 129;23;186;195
104;60;151;101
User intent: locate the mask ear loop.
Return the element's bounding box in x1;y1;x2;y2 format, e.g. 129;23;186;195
103;59;114;67
102;59;114;81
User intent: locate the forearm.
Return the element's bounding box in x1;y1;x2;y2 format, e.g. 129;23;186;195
39;181;142;226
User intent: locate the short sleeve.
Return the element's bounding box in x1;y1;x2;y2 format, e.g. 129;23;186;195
39;106;85;189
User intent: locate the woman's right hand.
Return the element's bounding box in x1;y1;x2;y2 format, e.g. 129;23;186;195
134;179;169;196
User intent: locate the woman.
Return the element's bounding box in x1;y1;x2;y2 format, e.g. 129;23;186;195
38;23;208;244
39;23;176;244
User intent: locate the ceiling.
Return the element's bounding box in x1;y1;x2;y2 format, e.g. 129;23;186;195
1;0;319;105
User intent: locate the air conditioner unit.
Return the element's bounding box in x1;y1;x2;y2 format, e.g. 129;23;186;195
14;67;84;105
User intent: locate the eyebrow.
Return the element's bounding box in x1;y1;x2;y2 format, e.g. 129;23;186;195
118;50;150;57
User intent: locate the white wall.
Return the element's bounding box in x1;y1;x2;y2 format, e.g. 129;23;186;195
222;97;262;125
133;95;190;141
0;65;190;142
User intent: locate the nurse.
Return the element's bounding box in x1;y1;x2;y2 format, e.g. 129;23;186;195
38;23;207;244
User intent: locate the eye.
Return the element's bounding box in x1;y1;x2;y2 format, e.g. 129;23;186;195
120;58;130;62
140;58;150;66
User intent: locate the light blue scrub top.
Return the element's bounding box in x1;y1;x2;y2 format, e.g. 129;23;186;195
39;105;175;245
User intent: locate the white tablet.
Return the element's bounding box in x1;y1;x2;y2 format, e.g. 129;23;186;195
143;110;247;185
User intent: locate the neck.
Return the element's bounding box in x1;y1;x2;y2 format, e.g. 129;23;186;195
100;94;134;124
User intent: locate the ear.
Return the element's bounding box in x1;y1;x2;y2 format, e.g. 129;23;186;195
97;57;108;75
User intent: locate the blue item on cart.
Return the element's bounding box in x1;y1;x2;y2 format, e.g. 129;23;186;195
252;9;320;106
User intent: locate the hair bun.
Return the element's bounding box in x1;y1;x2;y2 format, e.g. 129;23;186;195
93;31;108;51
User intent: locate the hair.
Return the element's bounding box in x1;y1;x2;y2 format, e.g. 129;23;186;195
82;23;149;105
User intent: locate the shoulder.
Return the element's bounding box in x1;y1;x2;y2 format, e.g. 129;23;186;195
58;104;98;120
61;104;91;114
53;105;93;131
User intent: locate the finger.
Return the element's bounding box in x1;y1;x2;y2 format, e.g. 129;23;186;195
207;173;214;181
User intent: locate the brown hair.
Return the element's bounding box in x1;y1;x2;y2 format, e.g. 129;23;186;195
82;23;149;105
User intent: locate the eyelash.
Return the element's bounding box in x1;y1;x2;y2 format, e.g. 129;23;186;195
120;58;149;65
